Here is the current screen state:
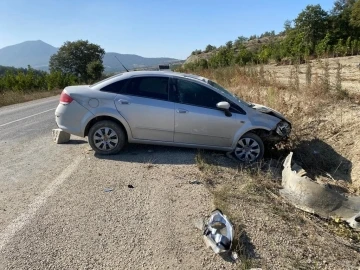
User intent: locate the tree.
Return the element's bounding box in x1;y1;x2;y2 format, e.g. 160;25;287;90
350;0;360;28
198;59;208;69
346;36;352;55
315;32;331;57
235;48;254;65
335;38;346;56
49;40;105;83
87;60;104;82
351;39;358;54
234;36;248;49
226;41;233;49
209;47;234;68
294;5;329;53
260;31;276;38
284;20;293;32
329;0;358;42
191;49;202;55
257;45;272;63
332;0;356;15
204;44;216;53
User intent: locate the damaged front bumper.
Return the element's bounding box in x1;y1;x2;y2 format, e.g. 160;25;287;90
259;121;292;144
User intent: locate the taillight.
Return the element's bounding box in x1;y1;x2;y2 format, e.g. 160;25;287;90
60;91;73;104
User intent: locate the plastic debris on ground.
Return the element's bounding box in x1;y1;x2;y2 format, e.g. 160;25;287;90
203;209;235;254
281;152;360;230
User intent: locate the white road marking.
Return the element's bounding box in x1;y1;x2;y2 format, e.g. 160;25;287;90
0;156;83;251
0;108;56;127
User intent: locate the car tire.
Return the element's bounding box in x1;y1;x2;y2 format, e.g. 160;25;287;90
88;120;126;155
234;132;264;163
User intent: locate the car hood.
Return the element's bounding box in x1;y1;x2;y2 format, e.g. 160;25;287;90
251;103;290;123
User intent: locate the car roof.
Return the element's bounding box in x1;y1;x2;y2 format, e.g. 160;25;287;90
90;70;209;89
121;70;207;82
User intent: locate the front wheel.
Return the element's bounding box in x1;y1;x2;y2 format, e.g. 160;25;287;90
234;132;264;163
88;120;126;155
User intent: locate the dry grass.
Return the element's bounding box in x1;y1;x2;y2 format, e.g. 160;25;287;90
188;62;360;190
264;55;360;96
188;63;360;268
195;150;360;269
0;89;62;107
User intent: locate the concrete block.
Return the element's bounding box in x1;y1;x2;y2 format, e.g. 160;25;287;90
52;129;70;144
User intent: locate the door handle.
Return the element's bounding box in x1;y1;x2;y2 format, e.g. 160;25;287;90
118;99;130;105
176;109;188;114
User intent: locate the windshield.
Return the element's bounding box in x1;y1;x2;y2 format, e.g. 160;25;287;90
207;80;252;107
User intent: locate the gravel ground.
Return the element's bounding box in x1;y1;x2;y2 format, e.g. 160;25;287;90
0;99;239;269
0;143;238;270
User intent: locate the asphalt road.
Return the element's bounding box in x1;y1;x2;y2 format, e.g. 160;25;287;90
0;97;235;269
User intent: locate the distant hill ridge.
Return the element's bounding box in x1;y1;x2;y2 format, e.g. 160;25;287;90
184;35;284;65
0;40;181;72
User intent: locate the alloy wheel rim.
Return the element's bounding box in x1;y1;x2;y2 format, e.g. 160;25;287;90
234;137;260;162
93;127;119;151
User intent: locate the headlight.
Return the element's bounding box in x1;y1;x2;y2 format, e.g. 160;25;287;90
276;121;291;137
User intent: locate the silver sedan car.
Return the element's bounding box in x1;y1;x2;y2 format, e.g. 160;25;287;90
55;71;291;162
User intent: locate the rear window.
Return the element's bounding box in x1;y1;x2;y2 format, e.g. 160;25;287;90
90;73;124;88
100;79;128;94
127;77;169;101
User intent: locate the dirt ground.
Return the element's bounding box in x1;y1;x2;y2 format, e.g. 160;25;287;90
264;55;360;95
189;63;360;269
197;151;360;269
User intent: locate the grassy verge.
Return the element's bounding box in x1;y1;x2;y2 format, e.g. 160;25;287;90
196;150;360;269
185;64;359;189
0;89;62;107
187;64;360;268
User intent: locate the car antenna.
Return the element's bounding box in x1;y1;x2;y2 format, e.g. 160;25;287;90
114;55;129;72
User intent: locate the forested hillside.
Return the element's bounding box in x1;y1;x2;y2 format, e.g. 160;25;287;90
184;0;360;69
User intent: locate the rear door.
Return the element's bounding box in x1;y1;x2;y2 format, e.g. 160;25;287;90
172;78;246;147
113;76;174;142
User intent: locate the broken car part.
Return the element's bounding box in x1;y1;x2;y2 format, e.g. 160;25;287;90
281;152;360;229
203;210;234;254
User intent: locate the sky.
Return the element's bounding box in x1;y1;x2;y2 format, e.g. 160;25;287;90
0;0;335;59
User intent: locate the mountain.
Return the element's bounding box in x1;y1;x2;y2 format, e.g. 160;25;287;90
103;52;179;72
0;40;57;69
0;40;182;72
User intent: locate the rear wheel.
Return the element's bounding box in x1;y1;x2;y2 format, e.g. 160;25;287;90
88;120;125;155
234;132;264;163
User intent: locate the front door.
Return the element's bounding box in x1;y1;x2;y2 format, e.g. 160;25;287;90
173;78;246;147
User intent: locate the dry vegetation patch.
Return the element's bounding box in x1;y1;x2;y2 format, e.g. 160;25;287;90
188;63;360;269
0;89;61;107
196;151;360;269
192;63;360;190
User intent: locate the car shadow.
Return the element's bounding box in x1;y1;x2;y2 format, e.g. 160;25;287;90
93;138;352;183
94;143;199;165
264;138;353;183
293;138;352;182
218;225;259;265
68;139;88;145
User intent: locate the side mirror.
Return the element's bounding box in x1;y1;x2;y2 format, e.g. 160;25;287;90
216;101;232;117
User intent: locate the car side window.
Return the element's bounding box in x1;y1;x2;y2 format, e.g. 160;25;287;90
126;77;169;101
176;79;225;109
100;79;129;94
